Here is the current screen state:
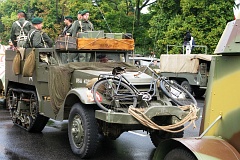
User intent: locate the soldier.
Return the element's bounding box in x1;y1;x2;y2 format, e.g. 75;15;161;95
26;17;53;48
61;16;73;36
10;10;32;47
60;16;74;63
66;10;83;36
81;9;94;32
183;31;195;54
67;9;94;37
26;17;54;64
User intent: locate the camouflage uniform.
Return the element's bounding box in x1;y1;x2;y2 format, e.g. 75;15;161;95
26;29;53;48
10;18;32;47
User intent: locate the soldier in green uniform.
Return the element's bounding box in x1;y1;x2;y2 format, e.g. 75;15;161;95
10;10;32;47
63;10;83;62
26;17;53;48
26;17;55;64
80;9;94;32
61;16;73;36
60;16;74;63
66;10;82;37
67;9;94;37
66;10;94;62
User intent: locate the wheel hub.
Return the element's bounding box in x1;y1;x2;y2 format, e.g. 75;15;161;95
71;114;84;148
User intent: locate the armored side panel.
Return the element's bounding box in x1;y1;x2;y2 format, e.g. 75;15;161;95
5;48;56;118
202;55;240;152
214;19;240;54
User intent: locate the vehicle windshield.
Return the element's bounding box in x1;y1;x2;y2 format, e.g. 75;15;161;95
55;52;127;64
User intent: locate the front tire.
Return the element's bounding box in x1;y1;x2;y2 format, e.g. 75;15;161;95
164;147;197;160
68;103;98;158
193;87;205;98
150;126;184;147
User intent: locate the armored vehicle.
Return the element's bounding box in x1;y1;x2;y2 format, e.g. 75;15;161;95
5;33;199;158
153;18;240;160
159;54;216;97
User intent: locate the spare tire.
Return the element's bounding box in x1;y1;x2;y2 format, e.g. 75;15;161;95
181;81;193;94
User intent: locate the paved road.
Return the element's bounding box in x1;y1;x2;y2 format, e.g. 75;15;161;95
0;98;204;160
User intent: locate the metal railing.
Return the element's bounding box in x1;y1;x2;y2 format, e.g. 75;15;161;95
166;44;208;54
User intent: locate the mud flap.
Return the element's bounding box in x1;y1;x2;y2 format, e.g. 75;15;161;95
153;136;240;160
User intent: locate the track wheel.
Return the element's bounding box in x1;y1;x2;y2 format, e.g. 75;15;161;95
27;93;49;132
7;89;18;122
68;103;98;158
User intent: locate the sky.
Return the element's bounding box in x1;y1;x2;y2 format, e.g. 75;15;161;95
141;0;155;14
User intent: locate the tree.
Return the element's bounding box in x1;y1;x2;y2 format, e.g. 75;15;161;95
0;0;234;56
148;0;233;56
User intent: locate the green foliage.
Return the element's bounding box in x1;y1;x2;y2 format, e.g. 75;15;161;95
0;0;235;55
149;0;233;55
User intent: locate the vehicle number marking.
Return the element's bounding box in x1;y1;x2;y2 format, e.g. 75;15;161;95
95;92;102;102
76;78;82;83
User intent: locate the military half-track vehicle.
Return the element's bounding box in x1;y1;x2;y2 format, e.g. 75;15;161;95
159;54;216;97
5;33;199;158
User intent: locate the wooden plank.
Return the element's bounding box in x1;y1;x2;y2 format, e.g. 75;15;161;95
77;38;134;50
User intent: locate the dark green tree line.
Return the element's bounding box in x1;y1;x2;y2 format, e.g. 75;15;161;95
148;0;233;56
0;0;235;57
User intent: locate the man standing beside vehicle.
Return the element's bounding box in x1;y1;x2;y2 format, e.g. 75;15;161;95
10;10;32;48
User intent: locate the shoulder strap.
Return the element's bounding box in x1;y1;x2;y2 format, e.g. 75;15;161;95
16;21;21;28
16;21;28;28
40;32;47;48
22;21;28;28
78;21;83;32
89;21;93;31
28;30;37;47
16;20;28;36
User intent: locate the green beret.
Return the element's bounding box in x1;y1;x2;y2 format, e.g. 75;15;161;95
78;10;83;14
65;16;73;20
81;9;90;15
32;17;43;24
18;10;26;15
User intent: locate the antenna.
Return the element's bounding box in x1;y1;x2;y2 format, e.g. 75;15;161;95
92;0;112;33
